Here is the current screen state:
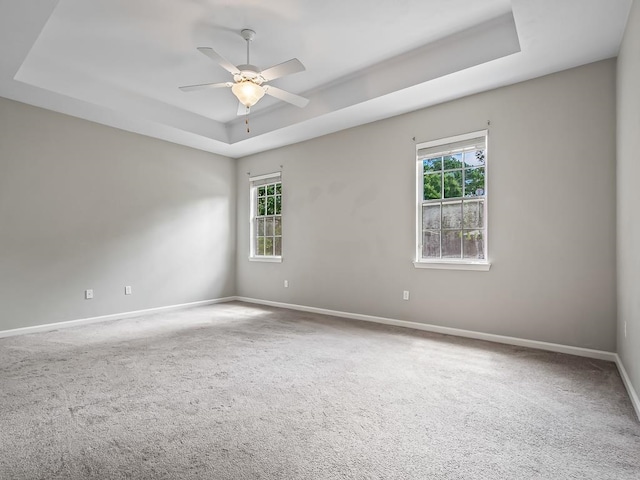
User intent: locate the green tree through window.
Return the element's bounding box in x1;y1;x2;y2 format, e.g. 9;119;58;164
417;133;487;262
251;174;282;259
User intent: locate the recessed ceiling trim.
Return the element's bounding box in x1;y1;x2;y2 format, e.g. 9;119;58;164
227;12;520;143
0;0;633;159
15;60;230;143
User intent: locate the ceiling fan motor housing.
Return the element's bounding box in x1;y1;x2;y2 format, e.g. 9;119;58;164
234;65;264;85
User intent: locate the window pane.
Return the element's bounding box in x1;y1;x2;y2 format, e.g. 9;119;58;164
442;202;462;229
464;167;485;197
463;230;485;259
422;204;441;229
423;157;442;172
274;237;282;256
442;230;462;258
443;153;463;170
416;137;486;264
265;218;274;236
464;150;485;167
423;173;442;200
252;180;282;258
422;231;440;258
444;171;463;198
264;237;274;256
463;200;484;229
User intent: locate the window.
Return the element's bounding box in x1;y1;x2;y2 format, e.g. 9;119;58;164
415;131;489;270
250;172;282;262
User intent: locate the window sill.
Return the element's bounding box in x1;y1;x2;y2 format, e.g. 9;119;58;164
413;260;491;271
249;256;282;263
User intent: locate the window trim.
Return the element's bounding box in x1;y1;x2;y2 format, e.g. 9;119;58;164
414;130;491;271
249;171;282;262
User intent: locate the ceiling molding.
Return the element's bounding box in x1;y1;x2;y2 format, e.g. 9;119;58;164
227;13;520;144
0;0;632;158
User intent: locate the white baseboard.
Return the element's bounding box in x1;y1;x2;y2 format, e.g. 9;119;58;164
235;297;640;420
0;297;236;339
234;296;617;362
4;294;636;422
615;355;640;421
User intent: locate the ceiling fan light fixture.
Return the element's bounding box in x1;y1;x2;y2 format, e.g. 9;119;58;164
180;29;308;114
232;80;265;107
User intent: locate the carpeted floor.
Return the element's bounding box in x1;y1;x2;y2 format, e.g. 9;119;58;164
0;302;639;479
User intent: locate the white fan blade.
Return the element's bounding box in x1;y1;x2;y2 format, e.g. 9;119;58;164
264;85;309;108
260;58;305;81
237;102;250;116
197;47;239;75
179;82;232;92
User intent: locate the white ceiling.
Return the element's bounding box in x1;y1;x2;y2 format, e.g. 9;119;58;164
0;0;632;158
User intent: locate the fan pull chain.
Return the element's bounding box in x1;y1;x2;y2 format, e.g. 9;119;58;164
245;105;250;133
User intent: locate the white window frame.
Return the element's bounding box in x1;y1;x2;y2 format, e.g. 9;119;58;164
249;171;282;263
414;130;491;271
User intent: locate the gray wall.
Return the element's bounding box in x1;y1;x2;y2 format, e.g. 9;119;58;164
0;97;236;331
617;0;640;399
0;58;620;354
237;59;617;352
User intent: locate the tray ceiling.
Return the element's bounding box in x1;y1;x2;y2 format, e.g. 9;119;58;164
0;0;632;158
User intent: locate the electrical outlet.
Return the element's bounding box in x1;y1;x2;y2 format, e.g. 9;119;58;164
125;286;132;295
403;290;410;301
85;289;93;300
284;280;289;288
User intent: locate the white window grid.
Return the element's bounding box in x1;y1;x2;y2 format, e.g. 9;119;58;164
250;173;282;259
415;131;488;264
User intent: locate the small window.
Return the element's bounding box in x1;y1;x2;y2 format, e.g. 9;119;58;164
250;172;282;262
415;131;489;270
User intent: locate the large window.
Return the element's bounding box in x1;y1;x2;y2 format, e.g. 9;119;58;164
250;172;282;262
415;131;489;270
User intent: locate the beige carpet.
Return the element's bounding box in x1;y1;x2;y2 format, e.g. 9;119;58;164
1;301;638;479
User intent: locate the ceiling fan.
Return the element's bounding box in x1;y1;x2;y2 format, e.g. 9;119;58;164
179;29;309;115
